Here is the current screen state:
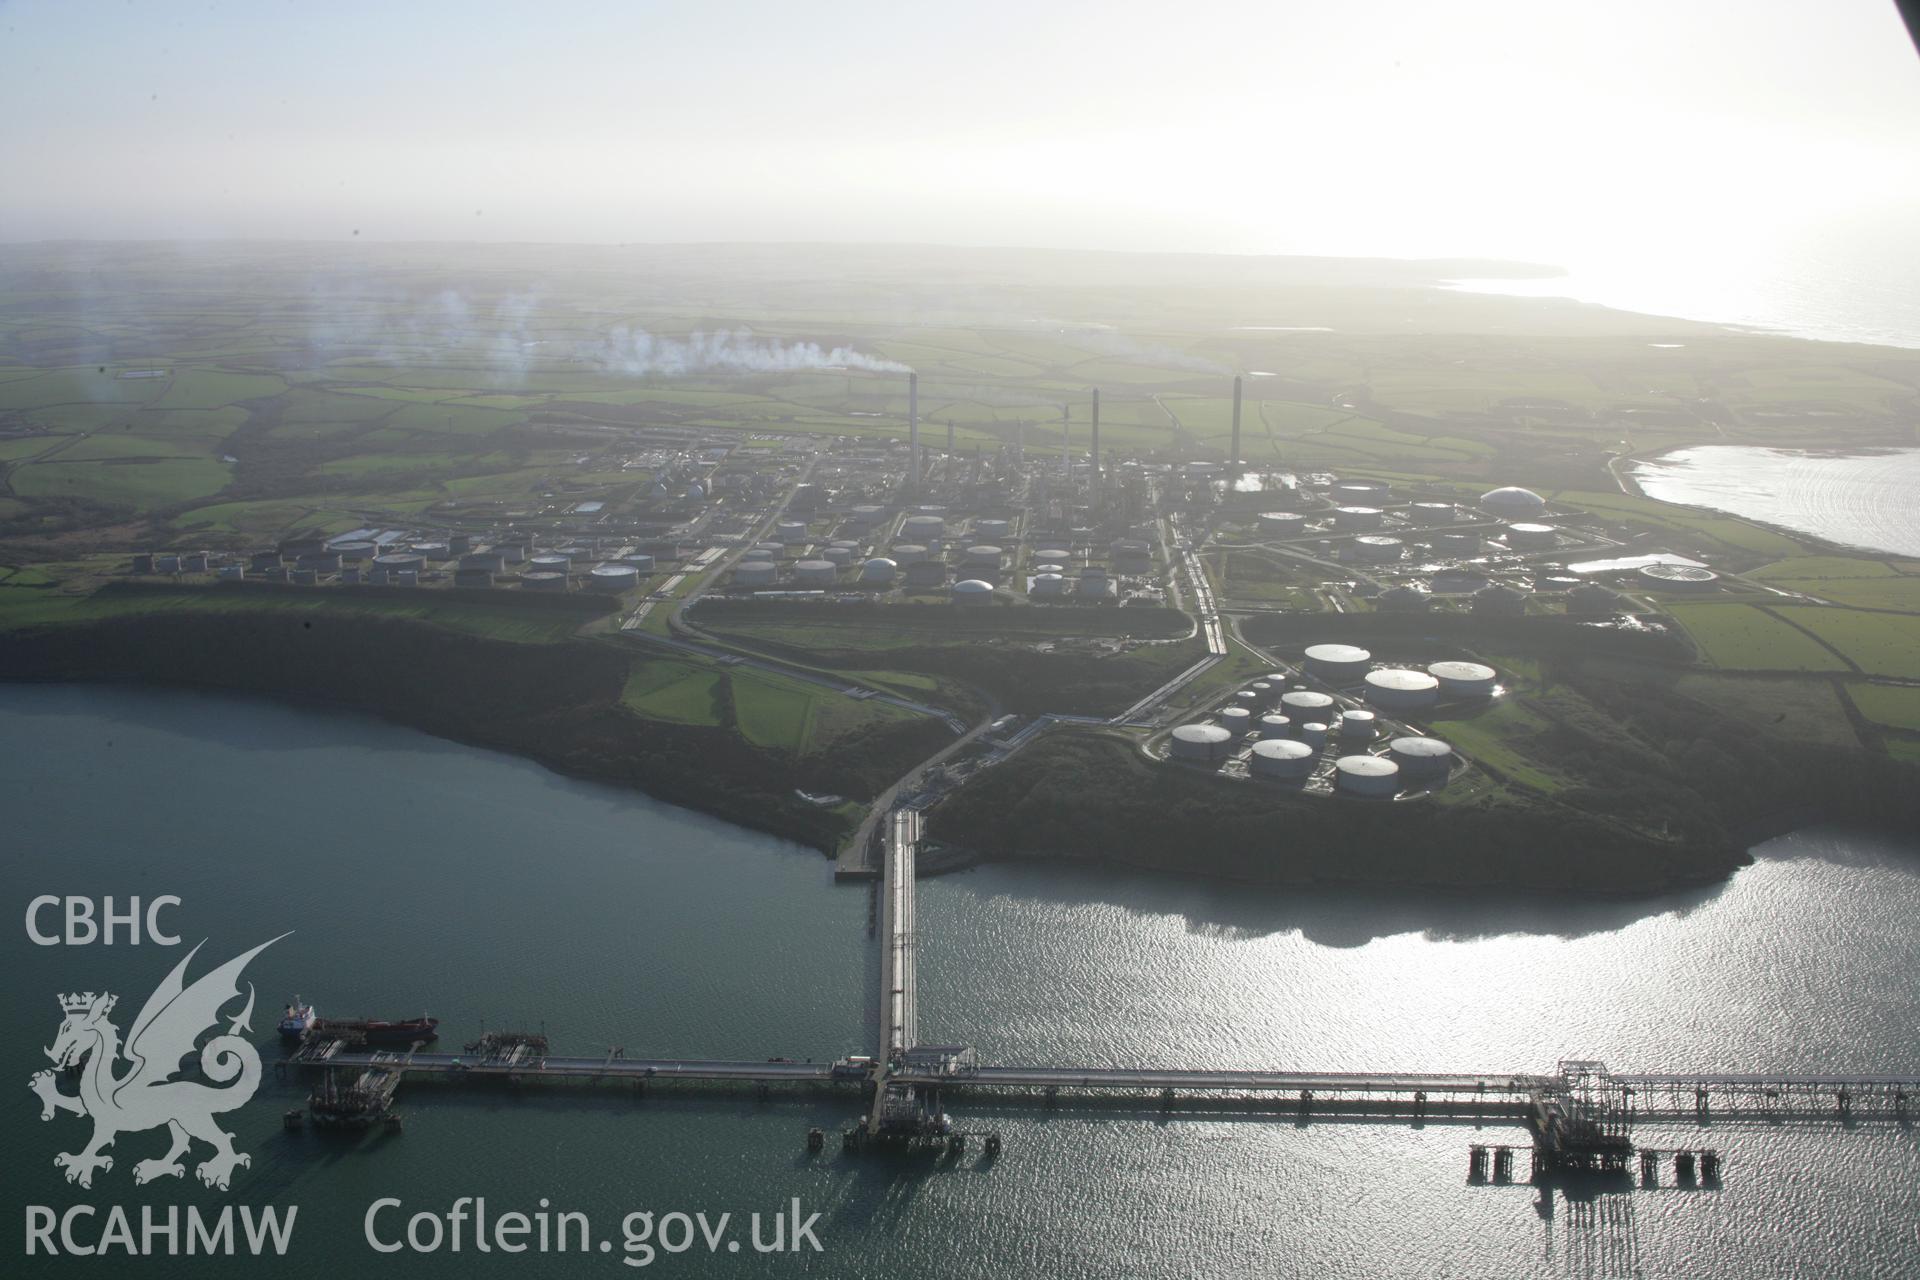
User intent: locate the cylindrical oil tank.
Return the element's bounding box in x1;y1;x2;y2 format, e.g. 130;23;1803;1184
1410;501;1457;524
447;533;472;556
333;541;377;562
1333;480;1391;503
499;543;528;564
413;541;451;561
753;541;785;558
392;570;418;587
1436;531;1482;555
590;563;641;592
847;504;886;529
1256;714;1293;739
793;559;837;587
1364;668;1440;712
1281;689;1337;722
951;578;994;604
1033;563;1066;576
1258;511;1308;535
903;514;945;540
905;561;947;588
776;520;808;543
1079;577;1117;599
250;551;281;571
734;560;778;586
1169;723;1232;761
891;543;932;564
1339;709;1377;741
1029;572;1066;596
860;557;899;584
1333;506;1384;530
1429;660;1497;697
1296;721;1330;749
1247;681;1275;706
1303;644;1371;684
623;552;655;574
289;568;317;586
822;547;854;566
1335;754;1400;797
453;568;495;589
1350;535;1404;563
216;564;244;581
1249;738;1317;779
964;544;1003;568
522;571;567;592
1638;564;1720;591
461;551;505;573
974;518;1010;539
1389;735;1453;781
297;553;341;573
528;554;572;576
1218;706;1253;735
130;552;155;574
374;552;425;574
1506;522;1558;550
1034;548;1071;564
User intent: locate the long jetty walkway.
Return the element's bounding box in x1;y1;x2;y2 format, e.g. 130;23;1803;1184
285;807;1920;1156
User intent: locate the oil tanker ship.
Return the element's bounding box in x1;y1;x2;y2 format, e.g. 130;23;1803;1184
278;997;438;1045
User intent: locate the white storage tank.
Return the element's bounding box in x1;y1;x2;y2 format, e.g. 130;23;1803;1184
1218;706;1253;735
1333;506;1384;530
374;552;425;574
558;545;594;563
1281;689;1337;722
903;514;946;540
454;568;495;588
1376;584;1431;613
412;541;451;561
1248;681;1275;706
1479;486;1547;517
528;554;572;577
974;518;1011;539
1389;735;1453;781
1303;644;1371;684
589;563;641;592
860;557;899;585
1033;563;1066;576
1249;739;1317;779
1296;721;1330;748
793;559;837;587
1429;660;1497;697
1169;723;1232;761
1257;714;1293;739
891;543;932;564
822;547;854;567
1029;572;1066;596
1333;479;1391;503
964;544;1004;568
1436;531;1482;555
1506;522;1558;550
1349;535;1405;563
1258;511;1309;535
753;541;785;558
1638;564;1720;591
333;541;377;562
776;521;808;543
1410;501;1457;524
1078;576;1117;599
734;560;778;586
1034;548;1071;564
1335;754;1401;797
1339;709;1377;741
951;578;994;604
1363;668;1441;712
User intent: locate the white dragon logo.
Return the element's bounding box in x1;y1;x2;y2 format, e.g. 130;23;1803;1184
29;934;286;1191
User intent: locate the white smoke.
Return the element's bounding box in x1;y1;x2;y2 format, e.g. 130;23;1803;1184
592;326;909;376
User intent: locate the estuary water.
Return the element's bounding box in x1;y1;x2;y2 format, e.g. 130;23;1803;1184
1629;446;1920;560
3;683;1918;1279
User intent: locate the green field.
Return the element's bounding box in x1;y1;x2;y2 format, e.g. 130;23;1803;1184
1665;602;1851;672
1771;606;1920;679
621;659;726;724
1845;681;1920;732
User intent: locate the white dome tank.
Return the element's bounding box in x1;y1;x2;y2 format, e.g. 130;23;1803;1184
1249;738;1317;779
1335;754;1400;797
1363;668;1440;712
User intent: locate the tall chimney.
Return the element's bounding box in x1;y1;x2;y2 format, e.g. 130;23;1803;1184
1091;387;1101;480
908;371;919;492
1230;375;1243;468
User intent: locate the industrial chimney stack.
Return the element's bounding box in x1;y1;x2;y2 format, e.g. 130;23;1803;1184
908;371;919;492
1230;375;1243;469
1091;387;1101;479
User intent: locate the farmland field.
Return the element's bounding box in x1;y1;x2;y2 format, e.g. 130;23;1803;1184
1663;602;1851;672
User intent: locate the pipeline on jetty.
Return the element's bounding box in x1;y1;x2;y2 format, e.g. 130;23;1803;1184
280;809;1920;1178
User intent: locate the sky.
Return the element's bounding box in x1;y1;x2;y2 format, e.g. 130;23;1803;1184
2;0;1919;270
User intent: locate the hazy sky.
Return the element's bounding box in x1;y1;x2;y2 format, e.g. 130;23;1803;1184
3;0;1918;267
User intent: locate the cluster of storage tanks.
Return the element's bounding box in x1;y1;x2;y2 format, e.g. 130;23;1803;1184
154;531;660;594
1168;672;1457;797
